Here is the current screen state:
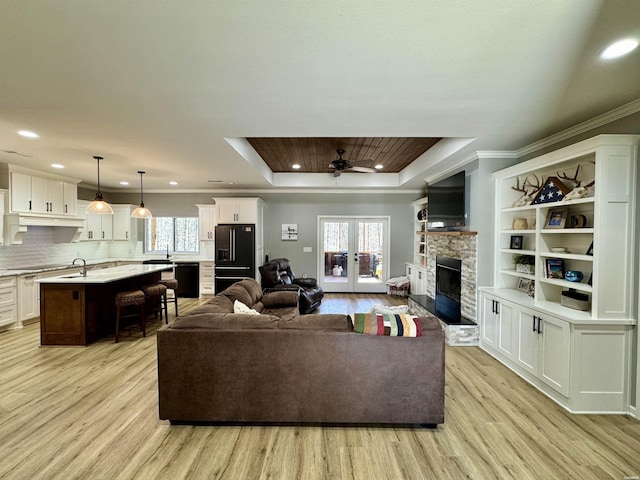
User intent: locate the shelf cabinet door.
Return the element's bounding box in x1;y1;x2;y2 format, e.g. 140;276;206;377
496;299;516;360
515;307;539;377
480;293;498;348
539;314;570;396
516;305;570;396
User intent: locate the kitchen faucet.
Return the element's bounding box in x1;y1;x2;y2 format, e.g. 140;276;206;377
72;258;87;277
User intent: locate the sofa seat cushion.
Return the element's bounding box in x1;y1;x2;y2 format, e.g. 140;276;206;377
171;313;279;330
278;314;353;332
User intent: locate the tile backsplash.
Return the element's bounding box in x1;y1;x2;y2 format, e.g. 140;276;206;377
0;227;143;269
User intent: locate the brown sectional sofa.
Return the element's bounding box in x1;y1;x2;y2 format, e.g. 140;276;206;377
157;278;445;425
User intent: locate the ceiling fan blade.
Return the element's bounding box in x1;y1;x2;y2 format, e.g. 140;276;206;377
333;169;342;177
350;159;374;167
349;166;377;173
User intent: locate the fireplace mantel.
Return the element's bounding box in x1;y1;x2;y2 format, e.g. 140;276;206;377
422;231;478;237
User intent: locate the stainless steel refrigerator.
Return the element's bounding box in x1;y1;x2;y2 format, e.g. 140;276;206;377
214;224;255;292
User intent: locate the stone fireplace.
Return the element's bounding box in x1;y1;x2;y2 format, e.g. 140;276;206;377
408;232;478;346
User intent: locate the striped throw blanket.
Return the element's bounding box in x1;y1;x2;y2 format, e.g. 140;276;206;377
353;313;422;337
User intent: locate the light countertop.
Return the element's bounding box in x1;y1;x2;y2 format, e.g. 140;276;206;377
36;264;173;284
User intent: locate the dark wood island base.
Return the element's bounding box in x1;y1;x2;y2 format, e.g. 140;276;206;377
38;265;169;346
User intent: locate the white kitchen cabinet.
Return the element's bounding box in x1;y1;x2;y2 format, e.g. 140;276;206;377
0;276;18;330
4;168;78;216
481;293;517;361
62;182;77;216
196;205;216;241
214;198;260;224
9;171;32;213
199;261;214;296
18;273;38;323
86;211;113;241
112;204;137;241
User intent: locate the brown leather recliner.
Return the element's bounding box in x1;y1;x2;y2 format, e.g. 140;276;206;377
259;258;324;314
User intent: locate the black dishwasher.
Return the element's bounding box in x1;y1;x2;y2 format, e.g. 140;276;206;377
174;262;200;298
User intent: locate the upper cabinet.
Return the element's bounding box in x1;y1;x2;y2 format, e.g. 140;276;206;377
196;204;216;241
112;204;138;241
492;134;639;322
77;201;135;242
0;165;79;217
214;198;262;224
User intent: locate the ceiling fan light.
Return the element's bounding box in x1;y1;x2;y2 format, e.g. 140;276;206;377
87;156;114;214
375;164;383;170
292;163;301;170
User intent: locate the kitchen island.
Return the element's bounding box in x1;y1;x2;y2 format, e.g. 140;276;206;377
37;264;172;346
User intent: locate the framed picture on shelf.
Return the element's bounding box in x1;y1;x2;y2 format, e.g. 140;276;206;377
586;242;594;255
544;207;568;229
517;278;535;297
546;258;565;279
510;235;523;250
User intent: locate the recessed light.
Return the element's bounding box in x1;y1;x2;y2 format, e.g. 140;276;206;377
601;38;638;59
292;163;301;170
120;181;129;186
375;164;384;170
51;163;64;169
18;130;39;138
169;181;178;185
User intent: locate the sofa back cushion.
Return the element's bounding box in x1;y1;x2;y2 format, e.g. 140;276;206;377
237;278;263;305
278;314;353;332
220;282;254;307
189;294;234;314
170;313;280;330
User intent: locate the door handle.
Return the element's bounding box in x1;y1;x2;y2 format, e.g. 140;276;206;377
532;316;537;332
537;317;543;335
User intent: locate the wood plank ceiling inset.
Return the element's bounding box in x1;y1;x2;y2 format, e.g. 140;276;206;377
246;137;442;173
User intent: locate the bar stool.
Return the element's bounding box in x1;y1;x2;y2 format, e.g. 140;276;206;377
143;283;168;323
158;278;179;318
114;290;146;343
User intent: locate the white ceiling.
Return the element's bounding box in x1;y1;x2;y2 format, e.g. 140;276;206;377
0;0;639;192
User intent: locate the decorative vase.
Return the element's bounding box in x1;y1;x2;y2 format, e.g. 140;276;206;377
512;218;528;230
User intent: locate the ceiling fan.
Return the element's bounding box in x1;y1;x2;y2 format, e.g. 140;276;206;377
328;149;376;177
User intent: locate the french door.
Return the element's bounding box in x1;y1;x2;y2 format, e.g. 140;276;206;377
318;216;389;293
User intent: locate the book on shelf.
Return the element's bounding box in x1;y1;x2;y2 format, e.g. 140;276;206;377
546;258;565;279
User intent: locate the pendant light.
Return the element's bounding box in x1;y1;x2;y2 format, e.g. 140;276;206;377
131;170;152;218
86;156;114;214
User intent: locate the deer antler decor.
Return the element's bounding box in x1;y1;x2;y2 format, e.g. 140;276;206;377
511;175;541;207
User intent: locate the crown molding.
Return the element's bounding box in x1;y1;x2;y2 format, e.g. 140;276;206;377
516;98;640;158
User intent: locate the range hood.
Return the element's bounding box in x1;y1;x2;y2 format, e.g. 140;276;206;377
4;213;84;245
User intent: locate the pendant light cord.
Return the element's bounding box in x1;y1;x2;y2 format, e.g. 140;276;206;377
138;171;145;207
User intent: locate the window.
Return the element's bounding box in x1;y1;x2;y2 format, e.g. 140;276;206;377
145;217;199;253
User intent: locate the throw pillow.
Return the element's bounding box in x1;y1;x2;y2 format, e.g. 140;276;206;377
368;303;409;315
233;299;260;316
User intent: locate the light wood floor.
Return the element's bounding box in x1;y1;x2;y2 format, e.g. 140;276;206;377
0;294;639;479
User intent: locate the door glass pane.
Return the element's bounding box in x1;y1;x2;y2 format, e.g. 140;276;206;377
323;221;348;284
356;221;384;285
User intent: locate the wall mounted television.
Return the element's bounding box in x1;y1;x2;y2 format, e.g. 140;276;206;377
427;171;466;231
